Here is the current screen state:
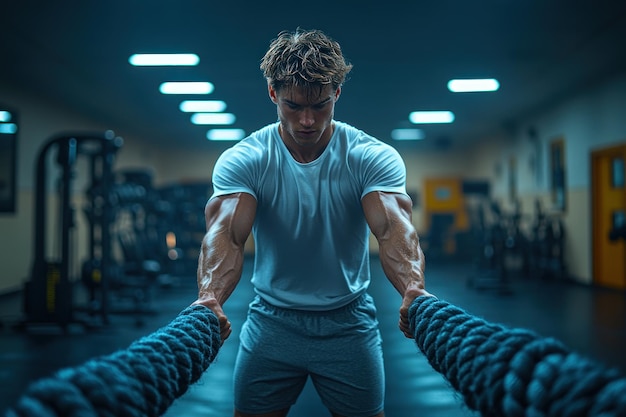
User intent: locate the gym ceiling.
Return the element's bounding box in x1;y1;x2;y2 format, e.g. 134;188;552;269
1;1;625;151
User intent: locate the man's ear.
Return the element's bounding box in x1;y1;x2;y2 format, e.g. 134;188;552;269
268;83;278;104
334;86;342;102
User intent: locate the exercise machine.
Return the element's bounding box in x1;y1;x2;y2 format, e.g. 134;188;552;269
466;200;529;293
527;199;567;280
21;131;123;329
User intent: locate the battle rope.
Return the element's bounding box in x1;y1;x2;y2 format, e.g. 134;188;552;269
5;304;220;417
6;297;626;417
409;295;626;417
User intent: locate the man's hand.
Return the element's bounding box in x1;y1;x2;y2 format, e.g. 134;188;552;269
192;297;232;344
399;283;433;338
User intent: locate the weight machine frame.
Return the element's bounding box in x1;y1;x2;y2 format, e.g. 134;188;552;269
20;131;123;329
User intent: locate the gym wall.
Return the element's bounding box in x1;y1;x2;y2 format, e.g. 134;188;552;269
1;73;626;293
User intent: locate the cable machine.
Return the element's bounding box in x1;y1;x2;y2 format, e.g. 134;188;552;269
21;131;123;329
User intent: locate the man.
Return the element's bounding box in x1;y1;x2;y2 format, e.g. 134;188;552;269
193;29;429;417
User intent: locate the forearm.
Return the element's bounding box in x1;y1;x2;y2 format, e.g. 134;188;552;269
197;229;245;306
378;219;426;296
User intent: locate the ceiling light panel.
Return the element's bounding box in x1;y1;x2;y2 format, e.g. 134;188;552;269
129;53;200;66
0;123;17;134
191;113;236;125
180;100;227;112
160;82;214;95
447;78;500;92
409;111;455;124
391;128;425;140
207;129;246;141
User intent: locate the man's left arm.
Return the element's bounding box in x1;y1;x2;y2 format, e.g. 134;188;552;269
362;191;432;338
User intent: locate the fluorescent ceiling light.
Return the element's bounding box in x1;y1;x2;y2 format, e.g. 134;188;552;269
180;100;227;112
391;128;425;141
447;78;500;92
0;111;11;122
160;82;214;95
0;123;17;134
129;53;200;66
191;113;236;125
207;129;246;141
409;111;455;124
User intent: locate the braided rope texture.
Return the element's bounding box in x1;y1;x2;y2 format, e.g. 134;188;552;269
408;296;626;417
5;304;221;417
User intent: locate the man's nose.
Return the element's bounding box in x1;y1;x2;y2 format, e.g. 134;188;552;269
300;108;314;127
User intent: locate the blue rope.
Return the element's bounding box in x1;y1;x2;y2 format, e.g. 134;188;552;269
7;297;626;416
5;305;221;417
408;295;626;417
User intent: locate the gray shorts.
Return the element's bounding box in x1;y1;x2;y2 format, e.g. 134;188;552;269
233;293;385;417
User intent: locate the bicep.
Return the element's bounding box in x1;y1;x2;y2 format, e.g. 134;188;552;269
362;191;414;240
205;192;256;247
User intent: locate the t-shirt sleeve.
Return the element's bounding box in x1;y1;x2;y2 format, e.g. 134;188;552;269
359;142;407;198
210;144;259;200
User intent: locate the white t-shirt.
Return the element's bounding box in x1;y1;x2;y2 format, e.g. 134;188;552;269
210;120;407;310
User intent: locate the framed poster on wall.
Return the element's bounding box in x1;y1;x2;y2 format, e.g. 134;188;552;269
550;137;566;212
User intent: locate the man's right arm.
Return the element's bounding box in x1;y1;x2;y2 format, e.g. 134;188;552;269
192;192;256;343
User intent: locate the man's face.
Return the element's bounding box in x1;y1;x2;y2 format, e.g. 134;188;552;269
269;83;340;148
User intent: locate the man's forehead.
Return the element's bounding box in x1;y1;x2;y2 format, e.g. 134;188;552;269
280;84;335;103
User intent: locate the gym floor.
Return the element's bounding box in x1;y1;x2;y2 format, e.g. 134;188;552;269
1;257;625;417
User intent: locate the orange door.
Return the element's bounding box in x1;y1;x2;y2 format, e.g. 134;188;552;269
423;177;468;255
592;144;626;289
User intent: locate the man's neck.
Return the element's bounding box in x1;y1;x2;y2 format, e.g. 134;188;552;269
280;123;334;163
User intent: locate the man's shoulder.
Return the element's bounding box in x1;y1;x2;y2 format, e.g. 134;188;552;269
335;121;390;147
335;120;365;139
241;123;277;147
335;121;398;158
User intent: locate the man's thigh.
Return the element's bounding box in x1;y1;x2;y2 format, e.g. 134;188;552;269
234;294;384;416
233;298;310;414
309;295;385;417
